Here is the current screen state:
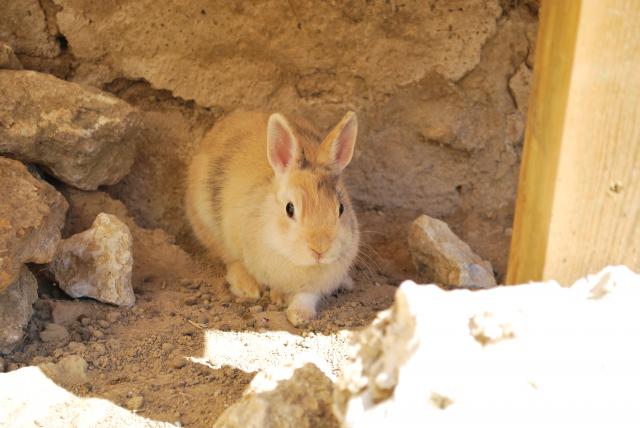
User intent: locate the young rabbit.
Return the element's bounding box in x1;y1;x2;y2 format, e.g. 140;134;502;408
185;111;360;326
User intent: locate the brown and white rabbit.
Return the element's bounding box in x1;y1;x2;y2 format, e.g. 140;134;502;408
185;111;360;326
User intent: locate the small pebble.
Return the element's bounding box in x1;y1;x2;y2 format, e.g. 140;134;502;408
162;342;175;353
171;357;186;369
201;293;212;301
184;297;198;306
79;316;91;326
31;356;50;365
77;326;92;341
97;320;110;329
203;300;211;305
67;342;87;353
40;323;70;345
89;327;104;339
52;348;64;359
106;312;120;323
248;305;263;313
0;356;4;372
7;363;20;372
197;314;209;325
219;323;231;331
126;395;145;411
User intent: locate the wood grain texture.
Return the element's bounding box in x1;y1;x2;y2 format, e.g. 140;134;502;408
507;0;640;285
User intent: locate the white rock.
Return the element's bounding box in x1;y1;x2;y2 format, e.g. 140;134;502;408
333;265;640;427
50;213;134;307
0;365;173;427
408;214;496;288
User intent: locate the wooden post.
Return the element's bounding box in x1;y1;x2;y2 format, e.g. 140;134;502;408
507;0;640;285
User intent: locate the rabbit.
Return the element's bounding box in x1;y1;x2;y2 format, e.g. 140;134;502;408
185;110;360;326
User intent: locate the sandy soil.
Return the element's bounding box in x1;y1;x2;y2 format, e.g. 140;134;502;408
2;207;406;427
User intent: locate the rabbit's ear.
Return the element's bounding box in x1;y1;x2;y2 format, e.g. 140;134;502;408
267;113;299;175
320;111;358;174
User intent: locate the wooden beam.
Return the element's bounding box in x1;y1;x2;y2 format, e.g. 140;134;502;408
507;0;640;285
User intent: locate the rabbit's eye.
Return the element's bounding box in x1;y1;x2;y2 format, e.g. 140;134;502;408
286;202;295;219
339;203;344;217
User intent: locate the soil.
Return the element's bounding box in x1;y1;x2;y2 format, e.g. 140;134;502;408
2;208;404;427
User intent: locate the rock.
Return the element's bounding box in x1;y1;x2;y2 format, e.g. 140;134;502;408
0;157;68;292
0;43;22;70
509;62;533;117
333;266;640;427
0;70;140;190
126;395;145;411
408;215;496;288
170;357;186;370
0;266;38;354
214;363;337;428
0;366;173;427
0;0;60;58
39;323;70;345
39;355;88;385
63;189;198;285
249;305;264;314
49;300;92;325
67;342;86;353
50;213;135;307
183;297;198;306
89;327;104;340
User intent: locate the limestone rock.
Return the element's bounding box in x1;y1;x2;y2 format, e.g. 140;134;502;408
509;62;533;117
0;0;60;58
0;43;22;70
39;355;88;385
334;266;640;427
0;70;140;190
63;188;198;284
214;363;337;428
408;214;496;288
0;266;38;354
50;213;135;307
0;157;68;292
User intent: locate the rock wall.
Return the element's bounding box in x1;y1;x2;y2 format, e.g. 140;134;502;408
0;1;538;277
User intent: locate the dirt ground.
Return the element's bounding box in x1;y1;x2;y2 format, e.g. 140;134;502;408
2;207;409;427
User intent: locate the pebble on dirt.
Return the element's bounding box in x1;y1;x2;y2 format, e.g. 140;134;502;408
126;395;145;411
39;323;71;345
38;355;88;385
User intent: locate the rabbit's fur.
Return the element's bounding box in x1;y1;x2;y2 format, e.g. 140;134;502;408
186;111;359;326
